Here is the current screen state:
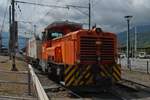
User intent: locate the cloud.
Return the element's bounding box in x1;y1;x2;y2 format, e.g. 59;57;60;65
1;0;150;35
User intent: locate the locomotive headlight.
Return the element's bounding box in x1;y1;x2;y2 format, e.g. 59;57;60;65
96;28;102;33
76;59;80;64
97;56;101;61
96;41;102;45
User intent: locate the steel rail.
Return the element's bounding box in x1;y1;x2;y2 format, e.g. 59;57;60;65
33;64;82;98
122;78;150;89
121;78;150;94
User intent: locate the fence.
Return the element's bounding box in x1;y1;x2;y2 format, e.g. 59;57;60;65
119;58;150;74
28;64;49;100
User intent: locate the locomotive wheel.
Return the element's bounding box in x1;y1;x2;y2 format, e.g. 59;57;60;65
37;65;42;71
48;66;60;83
47;63;61;83
48;66;52;79
56;67;61;83
35;59;39;68
53;67;60;83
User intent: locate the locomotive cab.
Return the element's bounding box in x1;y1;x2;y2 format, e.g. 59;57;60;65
41;21;82;72
42;21;82;39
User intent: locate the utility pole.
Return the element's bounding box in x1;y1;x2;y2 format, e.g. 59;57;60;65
33;25;36;37
12;0;15;25
89;0;91;30
134;26;137;58
9;6;12;59
124;15;132;70
11;0;18;71
0;32;2;53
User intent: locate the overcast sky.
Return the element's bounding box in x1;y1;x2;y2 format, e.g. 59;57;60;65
0;0;150;37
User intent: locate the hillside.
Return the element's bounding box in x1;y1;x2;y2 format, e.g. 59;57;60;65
117;25;150;48
2;32;26;49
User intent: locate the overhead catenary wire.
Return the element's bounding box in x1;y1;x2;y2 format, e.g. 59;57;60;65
0;0;9;49
71;7;89;15
15;0;69;35
0;0;9;33
35;0;64;27
15;0;89;21
67;7;89;25
91;0;99;27
27;0;38;26
15;1;88;9
0;8;8;33
15;1;68;9
15;0;91;32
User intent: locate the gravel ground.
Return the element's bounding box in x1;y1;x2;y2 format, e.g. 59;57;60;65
119;58;150;86
122;69;150;87
113;85;150;100
0;55;36;99
119;66;150;100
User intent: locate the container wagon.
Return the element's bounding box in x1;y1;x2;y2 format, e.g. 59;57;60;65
27;36;42;67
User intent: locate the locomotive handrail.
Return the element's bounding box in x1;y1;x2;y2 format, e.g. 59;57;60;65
28;64;49;100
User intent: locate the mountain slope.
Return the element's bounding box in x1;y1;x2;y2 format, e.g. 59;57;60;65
2;32;26;49
117;25;150;48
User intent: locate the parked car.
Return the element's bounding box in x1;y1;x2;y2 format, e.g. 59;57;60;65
138;52;150;59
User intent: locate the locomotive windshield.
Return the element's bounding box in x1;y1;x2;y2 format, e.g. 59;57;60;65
47;31;63;39
51;32;63;39
42;31;63;40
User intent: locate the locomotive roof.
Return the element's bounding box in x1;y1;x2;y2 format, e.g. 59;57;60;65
45;21;82;31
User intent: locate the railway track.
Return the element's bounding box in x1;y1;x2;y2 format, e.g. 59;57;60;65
32;66;82;99
28;61;150;100
87;78;150;100
120;78;150;93
111;78;150;100
32;65;126;100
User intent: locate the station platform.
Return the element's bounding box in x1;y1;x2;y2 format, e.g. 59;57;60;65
0;55;36;100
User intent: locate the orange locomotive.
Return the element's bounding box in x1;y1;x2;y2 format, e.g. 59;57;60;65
37;21;121;87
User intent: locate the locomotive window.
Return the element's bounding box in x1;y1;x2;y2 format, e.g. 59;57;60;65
45;31;63;40
51;32;63;39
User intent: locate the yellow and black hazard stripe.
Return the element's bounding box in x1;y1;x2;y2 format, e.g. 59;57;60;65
64;65;77;86
64;64;93;87
75;65;92;86
64;63;121;87
99;63;121;82
112;64;121;82
99;64;111;77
